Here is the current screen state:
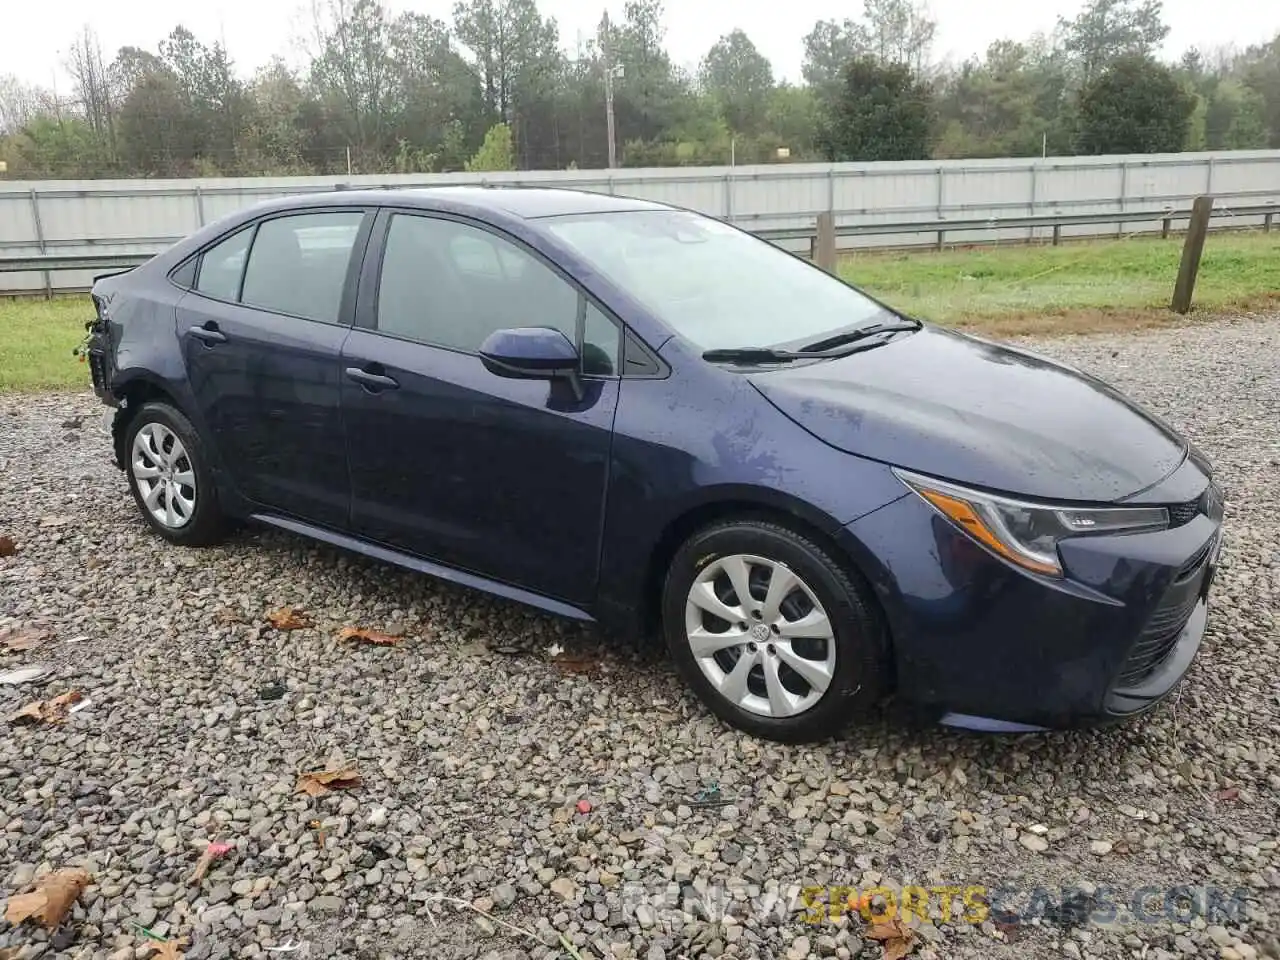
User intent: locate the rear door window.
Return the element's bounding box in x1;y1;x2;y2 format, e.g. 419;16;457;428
239;212;365;324
195;227;253;301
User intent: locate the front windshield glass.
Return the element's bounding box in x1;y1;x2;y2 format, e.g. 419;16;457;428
542;210;890;351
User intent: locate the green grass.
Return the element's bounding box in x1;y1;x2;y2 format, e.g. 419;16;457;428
0;296;94;392
842;230;1280;336
2;230;1279;391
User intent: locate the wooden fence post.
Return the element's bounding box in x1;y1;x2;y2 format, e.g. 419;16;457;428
815;212;837;274
1171;195;1214;315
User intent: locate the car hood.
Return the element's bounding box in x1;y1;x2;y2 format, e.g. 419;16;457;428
748;325;1187;502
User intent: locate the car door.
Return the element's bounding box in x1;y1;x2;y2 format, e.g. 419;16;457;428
340;210;622;604
178;208;372;529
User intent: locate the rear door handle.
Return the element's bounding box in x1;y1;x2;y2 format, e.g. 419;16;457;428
189;323;227;344
345;366;400;391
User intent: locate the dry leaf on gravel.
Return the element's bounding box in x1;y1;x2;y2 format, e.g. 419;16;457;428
551;654;603;674
146;937;187;960
265;606;311;630
296;764;362;797
0;535;16;556
215;608;247;625
336;626;403;647
866;917;916;960
9;690;84;725
994;919;1024;943
1;625;52;653
4;867;92;929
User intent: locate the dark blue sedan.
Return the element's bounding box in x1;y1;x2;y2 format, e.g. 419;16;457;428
84;187;1224;742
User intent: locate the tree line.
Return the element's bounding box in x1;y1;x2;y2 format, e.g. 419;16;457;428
1;0;1278;179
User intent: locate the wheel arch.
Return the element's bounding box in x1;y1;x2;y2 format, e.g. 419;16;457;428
109;373;187;468
635;493;895;673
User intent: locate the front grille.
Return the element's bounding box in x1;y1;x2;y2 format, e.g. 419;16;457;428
1167;499;1199;527
1164;480;1224;529
1116;548;1212;688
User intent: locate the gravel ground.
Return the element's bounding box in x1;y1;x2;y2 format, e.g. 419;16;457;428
1;314;1278;960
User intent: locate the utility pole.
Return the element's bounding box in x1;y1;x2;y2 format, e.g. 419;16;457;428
601;10;618;169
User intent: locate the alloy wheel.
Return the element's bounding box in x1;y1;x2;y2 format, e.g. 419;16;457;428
683;554;837;718
131;422;196;529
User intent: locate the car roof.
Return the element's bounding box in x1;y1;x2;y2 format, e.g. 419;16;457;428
255;185;672;221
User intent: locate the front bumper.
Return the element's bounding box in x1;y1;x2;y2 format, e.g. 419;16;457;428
843;478;1222;730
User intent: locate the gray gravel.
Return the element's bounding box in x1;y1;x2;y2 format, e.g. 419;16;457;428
2;314;1279;960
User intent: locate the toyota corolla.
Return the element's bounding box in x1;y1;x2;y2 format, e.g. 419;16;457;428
84;187;1223;742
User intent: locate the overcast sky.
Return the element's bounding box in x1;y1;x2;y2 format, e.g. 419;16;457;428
5;0;1280;91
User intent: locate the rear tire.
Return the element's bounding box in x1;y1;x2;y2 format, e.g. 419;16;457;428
662;519;886;743
123;401;228;546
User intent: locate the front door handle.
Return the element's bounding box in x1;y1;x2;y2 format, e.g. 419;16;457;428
189;323;227;344
345;366;400;391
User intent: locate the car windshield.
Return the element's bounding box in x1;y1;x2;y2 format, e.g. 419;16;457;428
542;209;891;351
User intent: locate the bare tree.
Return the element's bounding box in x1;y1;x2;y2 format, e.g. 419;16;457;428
309;0;395;161
0;74;45;133
862;0;937;76
65;25;117;159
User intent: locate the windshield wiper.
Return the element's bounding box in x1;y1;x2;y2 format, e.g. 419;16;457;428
700;347;810;364
796;319;921;353
703;320;920;366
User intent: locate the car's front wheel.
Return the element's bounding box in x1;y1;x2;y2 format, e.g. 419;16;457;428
662;519;887;743
124;401;227;546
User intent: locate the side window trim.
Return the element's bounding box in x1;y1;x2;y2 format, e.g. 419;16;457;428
233;223;259;303
181;208;374;327
362;207;640;378
167;254;199;291
187;223;256;304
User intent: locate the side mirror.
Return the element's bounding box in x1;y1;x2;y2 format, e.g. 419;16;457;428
479;327;583;399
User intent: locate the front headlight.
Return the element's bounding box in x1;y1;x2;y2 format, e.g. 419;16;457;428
895;469;1170;577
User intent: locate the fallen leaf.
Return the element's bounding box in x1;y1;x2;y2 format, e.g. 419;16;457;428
1216;787;1240;801
994;919;1023;943
265;607;311;630
296;764;362;797
1;625;53;653
9;690;85;725
866;917;916;960
336;626;403;647
188;841;234;883
4;867;92;928
215;608;246;625
551;655;601;674
147;937;187;960
0;535;16;556
10;702;46;724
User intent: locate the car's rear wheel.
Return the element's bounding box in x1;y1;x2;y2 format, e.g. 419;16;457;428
662;519;887;743
124;401;227;546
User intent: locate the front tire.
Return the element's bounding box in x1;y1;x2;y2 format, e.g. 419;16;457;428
662;519;887;743
124;401;227;546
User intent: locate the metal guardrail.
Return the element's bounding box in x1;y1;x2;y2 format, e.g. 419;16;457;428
0;253;157;273
755;202;1280;246
0;199;1275;279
